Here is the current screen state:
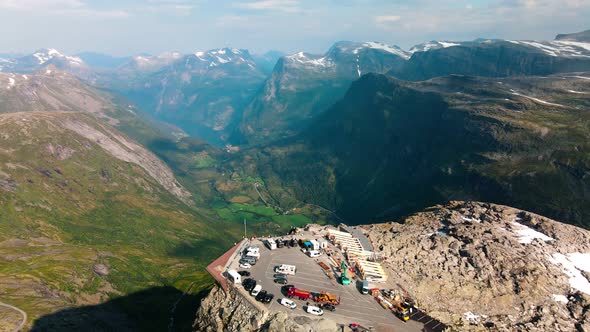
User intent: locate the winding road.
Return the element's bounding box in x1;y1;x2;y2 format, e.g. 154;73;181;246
0;301;27;331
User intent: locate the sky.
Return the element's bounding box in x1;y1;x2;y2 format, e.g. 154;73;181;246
0;0;589;56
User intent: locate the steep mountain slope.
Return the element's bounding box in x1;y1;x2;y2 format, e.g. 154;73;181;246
100;48;268;145
234;41;409;144
233;72;590;229
394;37;590;81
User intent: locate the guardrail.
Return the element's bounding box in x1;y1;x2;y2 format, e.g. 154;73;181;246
206;239;249;292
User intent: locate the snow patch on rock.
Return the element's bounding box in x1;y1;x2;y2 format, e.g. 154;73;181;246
548;252;590;295
510;221;553;244
552;294;569;303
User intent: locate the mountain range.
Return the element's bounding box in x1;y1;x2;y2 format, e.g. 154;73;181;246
2;32;590;145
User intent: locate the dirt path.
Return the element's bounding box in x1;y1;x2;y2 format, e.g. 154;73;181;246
0;301;27;331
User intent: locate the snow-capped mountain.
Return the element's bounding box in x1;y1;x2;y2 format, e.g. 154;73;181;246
409;40;465;53
0;48;88;74
280;41;409;76
234;41;409;143
189;48;257;69
395;36;590;80
407;37;590;59
507;39;590;58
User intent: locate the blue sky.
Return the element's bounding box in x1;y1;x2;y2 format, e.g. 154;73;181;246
1;0;589;56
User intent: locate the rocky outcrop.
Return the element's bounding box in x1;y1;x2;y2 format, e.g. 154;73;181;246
360;201;590;331
194;285;338;332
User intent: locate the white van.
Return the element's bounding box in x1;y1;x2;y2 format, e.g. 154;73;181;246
308;250;321;258
251;284;262;296
227;269;241;284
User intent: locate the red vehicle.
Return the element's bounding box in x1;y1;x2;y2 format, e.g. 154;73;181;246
286;287;311;300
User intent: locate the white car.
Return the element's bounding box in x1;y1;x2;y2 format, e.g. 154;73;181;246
306;305;324;316
251;285;262;296
239;263;252;269
308;250;321;258
279;298;297;309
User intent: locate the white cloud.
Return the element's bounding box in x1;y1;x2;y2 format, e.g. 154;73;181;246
375;15;401;24
234;0;300;12
55;8;130;18
0;0;84;10
0;0;129;18
216;15;251;27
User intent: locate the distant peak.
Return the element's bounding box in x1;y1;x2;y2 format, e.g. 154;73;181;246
555;29;590;42
328;41;410;59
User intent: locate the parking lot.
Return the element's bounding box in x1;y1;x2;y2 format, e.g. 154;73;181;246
230;237;424;332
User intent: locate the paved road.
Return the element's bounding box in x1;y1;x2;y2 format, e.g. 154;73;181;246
242;240;423;332
0;301;27;331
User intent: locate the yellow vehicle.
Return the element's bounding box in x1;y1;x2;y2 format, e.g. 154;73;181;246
314;291;341;305
392;302;410;321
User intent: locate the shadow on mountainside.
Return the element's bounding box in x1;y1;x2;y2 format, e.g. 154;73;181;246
31;286;211;332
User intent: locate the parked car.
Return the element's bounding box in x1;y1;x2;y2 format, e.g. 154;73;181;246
263;293;274;303
320;303;336;312
238;270;251;276
274;278;288;285
306;306;324;316
273;273;287;279
243;278;256;292
281;284;295;294
307;250;321;258
279;298;297;309
255;290;268;302
251;284;262;296
239;263;252;269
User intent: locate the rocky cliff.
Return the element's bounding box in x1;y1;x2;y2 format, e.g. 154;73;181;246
361;201;590;331
194;285;338;332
